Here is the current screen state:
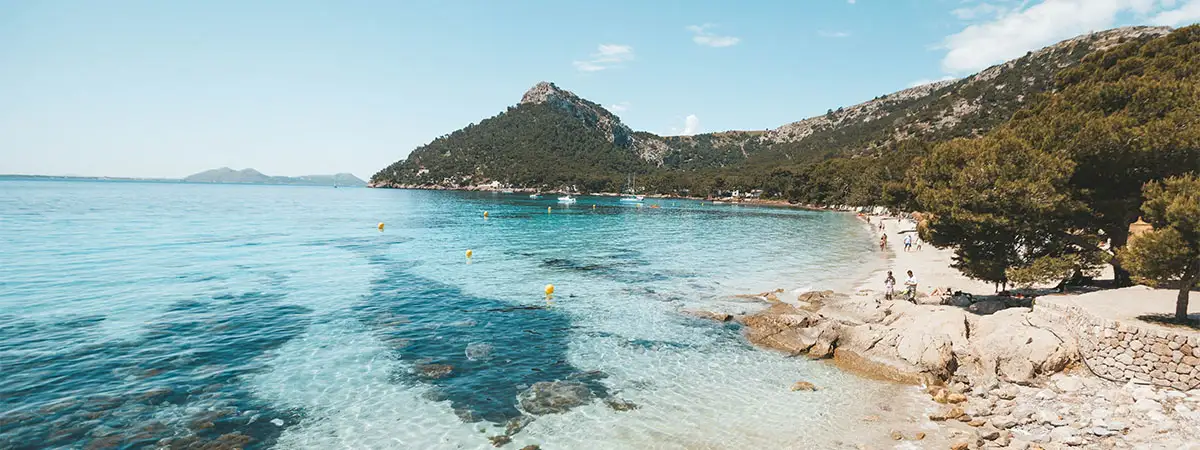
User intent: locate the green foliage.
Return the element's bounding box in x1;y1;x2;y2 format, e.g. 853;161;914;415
912;26;1200;285
1118;174;1200;320
372;28;1156;201
1121;228;1195;286
1006;253;1105;288
371;103;645;192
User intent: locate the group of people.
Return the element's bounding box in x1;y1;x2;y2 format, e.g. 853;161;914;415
884;270;918;302
865;213;922;301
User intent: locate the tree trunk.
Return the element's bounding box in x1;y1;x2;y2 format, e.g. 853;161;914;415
1179;285;1191;323
1109;227;1133;287
1178;262;1199;323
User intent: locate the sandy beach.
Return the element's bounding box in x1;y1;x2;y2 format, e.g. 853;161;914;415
704;210;1200;450
853;214;994;298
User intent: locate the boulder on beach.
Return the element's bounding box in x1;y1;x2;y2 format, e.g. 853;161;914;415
888;307;970;379
739;303;826;355
968;308;1077;384
517;381;593;415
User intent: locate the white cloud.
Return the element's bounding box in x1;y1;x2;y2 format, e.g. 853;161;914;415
608;101;630;113
686;24;741;47
848;0;856;3
683;115;701;135
951;2;1009;20
1151;0;1200;25
573;44;634;72
938;0;1168;74
666;115;702;136
818;30;852;38
908;75;959;88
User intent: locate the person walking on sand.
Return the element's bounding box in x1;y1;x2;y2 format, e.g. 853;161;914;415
884;271;896;301
903;234;912;252
880;234;888;251
904;270;918;302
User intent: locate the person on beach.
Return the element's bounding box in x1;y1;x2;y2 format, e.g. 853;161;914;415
903;234;912;252
880;234;888;251
884;271;896;301
904;270;918;302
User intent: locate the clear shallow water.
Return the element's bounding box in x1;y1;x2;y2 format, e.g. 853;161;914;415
0;180;919;449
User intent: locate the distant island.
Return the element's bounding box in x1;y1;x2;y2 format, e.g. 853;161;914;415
182;167;366;186
1;168;366;187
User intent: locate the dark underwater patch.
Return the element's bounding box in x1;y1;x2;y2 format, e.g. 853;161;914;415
0;291;312;450
352;255;609;426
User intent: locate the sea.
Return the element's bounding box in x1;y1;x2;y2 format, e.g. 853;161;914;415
0;179;928;449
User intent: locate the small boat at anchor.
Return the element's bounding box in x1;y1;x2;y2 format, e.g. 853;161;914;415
557;195;577;204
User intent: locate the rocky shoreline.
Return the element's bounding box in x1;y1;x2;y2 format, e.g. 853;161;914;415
682;211;1199;449
688;289;1199;449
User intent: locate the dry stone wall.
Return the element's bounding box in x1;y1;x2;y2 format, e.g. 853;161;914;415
1038;299;1199;390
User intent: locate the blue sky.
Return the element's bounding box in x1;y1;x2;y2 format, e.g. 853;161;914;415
1;0;1197;179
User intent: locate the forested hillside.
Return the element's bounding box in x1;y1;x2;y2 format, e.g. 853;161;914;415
370;26;1177;199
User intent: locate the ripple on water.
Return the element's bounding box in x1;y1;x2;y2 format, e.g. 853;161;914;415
2;183;914;449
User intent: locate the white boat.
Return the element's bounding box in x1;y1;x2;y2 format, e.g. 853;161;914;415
529;193;541;199
619;175;643;202
557;195;577;204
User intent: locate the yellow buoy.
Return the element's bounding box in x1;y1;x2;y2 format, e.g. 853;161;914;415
592;204;596;209
466;249;473;258
544;284;555;296
547;206;552;213
483;211;489;218
377;222;385;231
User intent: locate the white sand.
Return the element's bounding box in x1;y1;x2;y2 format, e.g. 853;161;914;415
854;214;994;297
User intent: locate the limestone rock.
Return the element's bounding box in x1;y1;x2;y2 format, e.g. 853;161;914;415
682;309;732;322
415;363;454;379
517;381;593;415
969;309;1077;384
891;307;970;379
930;406;966;421
1055;377;1083;393
489;435;512;447
990;415;1017;429
790;381;817;391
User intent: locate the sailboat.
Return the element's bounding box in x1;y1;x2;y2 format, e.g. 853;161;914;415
557;195;577;204
619;175;644;202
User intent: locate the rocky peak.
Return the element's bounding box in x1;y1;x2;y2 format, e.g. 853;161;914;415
516;81;641;152
520;81;567;105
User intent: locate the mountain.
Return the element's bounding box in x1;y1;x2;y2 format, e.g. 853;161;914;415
370;26;1175;195
184;167;366;186
185;167;273;183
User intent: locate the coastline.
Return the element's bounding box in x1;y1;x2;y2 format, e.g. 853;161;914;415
365;183;833;210
701;211;1200;450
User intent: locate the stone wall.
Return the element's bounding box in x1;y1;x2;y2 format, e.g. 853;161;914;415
1038;299;1200;390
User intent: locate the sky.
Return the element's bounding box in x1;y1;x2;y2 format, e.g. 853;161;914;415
1;0;1197;179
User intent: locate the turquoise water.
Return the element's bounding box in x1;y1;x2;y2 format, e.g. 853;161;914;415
0;180;919;449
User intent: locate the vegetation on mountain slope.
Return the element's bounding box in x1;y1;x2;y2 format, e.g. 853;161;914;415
912;24;1200;288
371;26;1173;199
